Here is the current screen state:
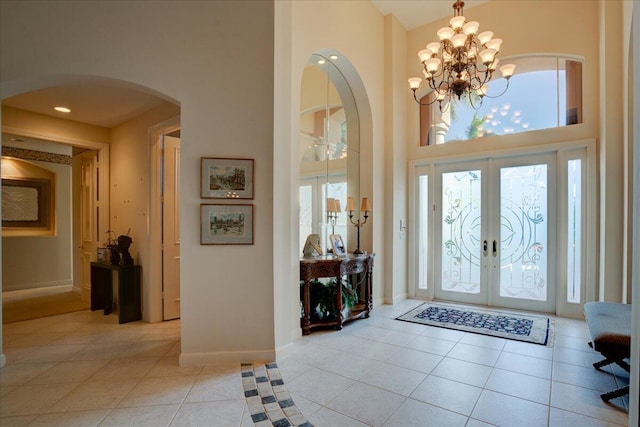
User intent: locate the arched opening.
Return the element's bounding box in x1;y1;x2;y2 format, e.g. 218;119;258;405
1;75;181;329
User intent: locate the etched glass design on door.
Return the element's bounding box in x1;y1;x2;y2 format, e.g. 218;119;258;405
441;170;482;294
499;164;548;300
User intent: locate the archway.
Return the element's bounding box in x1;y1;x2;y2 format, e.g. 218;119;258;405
1;75;181;365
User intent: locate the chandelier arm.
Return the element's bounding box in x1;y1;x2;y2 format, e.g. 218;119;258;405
412;89;439;106
480;78;511;99
438;99;451;113
467;91;483;110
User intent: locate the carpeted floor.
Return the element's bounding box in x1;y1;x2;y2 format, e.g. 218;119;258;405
2;285;89;323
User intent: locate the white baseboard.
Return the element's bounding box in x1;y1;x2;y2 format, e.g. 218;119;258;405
3;280;73;292
179;349;276;366
393;293;408;304
275;341;298;360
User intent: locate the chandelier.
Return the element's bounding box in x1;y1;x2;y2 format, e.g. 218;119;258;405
408;0;516;110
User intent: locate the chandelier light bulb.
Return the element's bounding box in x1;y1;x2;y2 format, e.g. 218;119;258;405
485;38;503;52
500;63;517;78
451;34;467;49
478;31;494;45
426;42;441;55
462;21;479;35
437;26;454;41
418;49;431;62
489;58;500;71
426;57;441;74
479;48;497;64
408;77;422;90
449;16;466;30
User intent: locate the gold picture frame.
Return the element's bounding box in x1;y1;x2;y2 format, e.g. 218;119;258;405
200;157;254;199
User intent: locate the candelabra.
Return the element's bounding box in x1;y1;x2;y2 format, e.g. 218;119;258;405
346;197;371;255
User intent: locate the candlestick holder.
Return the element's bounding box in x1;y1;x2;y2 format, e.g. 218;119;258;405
326;198;341;253
346;197;371;255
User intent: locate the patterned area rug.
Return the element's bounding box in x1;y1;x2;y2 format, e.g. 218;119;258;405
397;302;554;346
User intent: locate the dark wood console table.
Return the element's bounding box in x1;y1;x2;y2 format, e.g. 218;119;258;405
90;262;141;324
300;253;374;335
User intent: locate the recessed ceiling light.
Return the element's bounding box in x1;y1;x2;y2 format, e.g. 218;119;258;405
329;55;338;60
317;59;326;65
54;106;71;113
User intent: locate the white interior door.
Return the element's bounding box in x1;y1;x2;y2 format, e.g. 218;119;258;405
162;135;181;320
433;155;556;312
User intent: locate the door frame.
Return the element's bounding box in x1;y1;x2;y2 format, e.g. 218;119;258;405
409;138;597;317
3;124;110;301
148;116;180;323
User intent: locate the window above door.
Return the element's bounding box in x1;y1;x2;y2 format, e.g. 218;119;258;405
419;55;584;146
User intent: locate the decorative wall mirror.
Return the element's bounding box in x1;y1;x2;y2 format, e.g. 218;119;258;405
299;52;360;255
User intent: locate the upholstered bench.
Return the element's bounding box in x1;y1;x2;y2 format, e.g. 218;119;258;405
583;301;631;402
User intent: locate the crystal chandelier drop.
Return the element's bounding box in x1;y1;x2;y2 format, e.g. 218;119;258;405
408;0;516;110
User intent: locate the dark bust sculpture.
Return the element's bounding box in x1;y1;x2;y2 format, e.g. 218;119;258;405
117;235;134;266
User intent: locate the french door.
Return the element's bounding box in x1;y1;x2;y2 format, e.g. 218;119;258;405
433;154;556;312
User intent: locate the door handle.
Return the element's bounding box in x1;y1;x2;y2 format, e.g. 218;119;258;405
483;240;488;256
492;240;498;257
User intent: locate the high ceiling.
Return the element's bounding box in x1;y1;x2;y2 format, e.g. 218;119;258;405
371;0;487;31
2;1;487;135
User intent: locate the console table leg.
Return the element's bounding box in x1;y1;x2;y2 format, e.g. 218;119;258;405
303;279;311;335
335;276;343;330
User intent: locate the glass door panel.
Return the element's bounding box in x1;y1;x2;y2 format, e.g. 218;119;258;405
490;156;556;312
435;162;488;305
499;164;548;300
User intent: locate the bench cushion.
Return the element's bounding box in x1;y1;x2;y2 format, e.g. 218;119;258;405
583;301;631;358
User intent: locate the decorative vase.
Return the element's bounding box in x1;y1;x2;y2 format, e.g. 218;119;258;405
109;246;120;266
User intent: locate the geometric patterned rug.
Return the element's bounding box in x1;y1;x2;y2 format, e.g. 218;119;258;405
396;302;554;346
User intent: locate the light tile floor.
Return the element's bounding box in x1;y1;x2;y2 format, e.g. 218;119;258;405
0;299;630;426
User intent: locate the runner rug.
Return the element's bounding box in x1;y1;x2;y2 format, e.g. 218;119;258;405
396;302;554;346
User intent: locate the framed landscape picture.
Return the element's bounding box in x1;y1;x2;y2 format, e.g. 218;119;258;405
201;157;254;199
200;204;254;245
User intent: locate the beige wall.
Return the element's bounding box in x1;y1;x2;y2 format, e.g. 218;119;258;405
1;0;275;365
384;14;409;304
109;102;179;321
